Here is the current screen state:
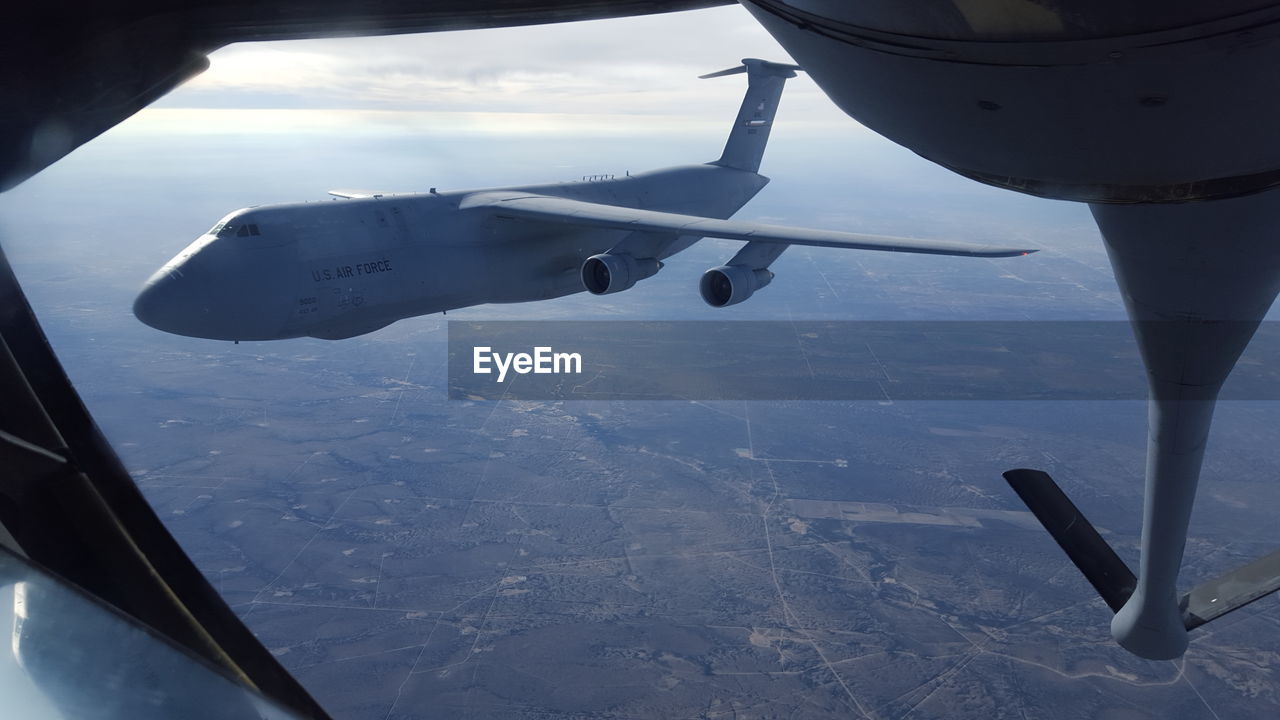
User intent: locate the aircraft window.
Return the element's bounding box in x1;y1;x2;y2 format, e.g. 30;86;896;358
216;224;238;238
207;221;226;236
249;224;261;236
236;225;251;237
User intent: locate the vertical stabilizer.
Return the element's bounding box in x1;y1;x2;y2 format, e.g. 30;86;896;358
702;58;801;174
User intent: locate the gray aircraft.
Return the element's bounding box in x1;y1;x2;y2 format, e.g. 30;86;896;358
132;59;1032;343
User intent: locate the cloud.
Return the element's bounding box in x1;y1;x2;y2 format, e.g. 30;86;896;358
155;6;851;127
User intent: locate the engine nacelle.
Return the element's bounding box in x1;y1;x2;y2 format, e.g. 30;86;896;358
581;253;661;295
699;265;774;308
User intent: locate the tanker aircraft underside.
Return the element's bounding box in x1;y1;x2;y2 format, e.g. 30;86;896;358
738;0;1280;660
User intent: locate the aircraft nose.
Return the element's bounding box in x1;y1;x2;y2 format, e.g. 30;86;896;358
134;267;201;337
135;240;294;341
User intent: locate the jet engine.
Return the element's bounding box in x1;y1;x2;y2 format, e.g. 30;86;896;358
699;265;775;307
581;253;662;295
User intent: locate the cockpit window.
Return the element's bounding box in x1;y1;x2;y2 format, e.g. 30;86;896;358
217;222;261;238
208;212;259;239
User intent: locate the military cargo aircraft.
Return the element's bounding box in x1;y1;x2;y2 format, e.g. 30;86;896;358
133;59;1032;342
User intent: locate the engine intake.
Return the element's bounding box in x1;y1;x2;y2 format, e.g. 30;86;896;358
699;265;774;308
581;253;661;295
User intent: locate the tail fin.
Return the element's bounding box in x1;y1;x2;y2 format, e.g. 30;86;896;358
703;58;801;173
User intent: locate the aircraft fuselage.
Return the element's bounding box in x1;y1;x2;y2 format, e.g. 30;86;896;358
133;164;768;341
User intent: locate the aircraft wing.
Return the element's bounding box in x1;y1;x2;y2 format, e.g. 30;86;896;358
328;189;382;199
462;191;1037;258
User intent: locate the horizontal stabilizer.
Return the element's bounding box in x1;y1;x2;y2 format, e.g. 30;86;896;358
462;192;1037;258
1005;468;1280;630
1003;468;1137;612
698;65;746;79
699;59;801;80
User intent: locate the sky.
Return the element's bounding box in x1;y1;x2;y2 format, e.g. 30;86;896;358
154;6;841;122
